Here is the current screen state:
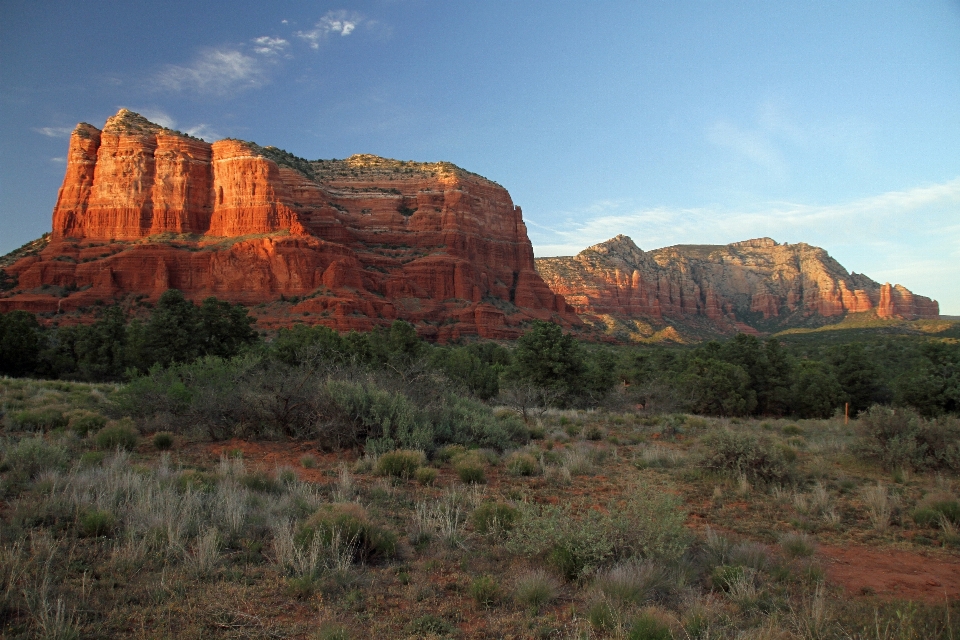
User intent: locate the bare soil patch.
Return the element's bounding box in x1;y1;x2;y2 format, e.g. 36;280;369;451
820;544;960;603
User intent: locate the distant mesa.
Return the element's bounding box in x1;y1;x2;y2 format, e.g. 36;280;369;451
0;109;578;339
535;234;939;339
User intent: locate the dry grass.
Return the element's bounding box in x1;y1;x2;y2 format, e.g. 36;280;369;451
2;378;960;638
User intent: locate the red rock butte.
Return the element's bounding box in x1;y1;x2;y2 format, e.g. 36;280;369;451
535;235;939;338
0;109;578;339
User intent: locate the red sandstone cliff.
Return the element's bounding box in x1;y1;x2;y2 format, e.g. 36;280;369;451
2;110;577;339
535;235;939;337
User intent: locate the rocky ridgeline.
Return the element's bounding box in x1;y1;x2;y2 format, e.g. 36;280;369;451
0;110;577;339
535;235;938;337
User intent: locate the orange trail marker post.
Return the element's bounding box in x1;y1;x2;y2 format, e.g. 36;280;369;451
845;402;849;425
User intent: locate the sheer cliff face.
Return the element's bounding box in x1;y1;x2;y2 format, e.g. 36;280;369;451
536;235;939;334
6;110;577;339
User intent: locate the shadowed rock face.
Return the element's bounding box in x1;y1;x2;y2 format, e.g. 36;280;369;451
3;110;578;339
536;235;938;335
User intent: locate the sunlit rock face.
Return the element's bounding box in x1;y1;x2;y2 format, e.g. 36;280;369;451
4;110;579;339
536;235;938;335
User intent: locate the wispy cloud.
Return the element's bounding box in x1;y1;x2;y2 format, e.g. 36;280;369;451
155;48;264;95
184;124;220;141
252;36;289;56
530;178;960;313
296;10;366;48
50;157;66;163
33;127;74;138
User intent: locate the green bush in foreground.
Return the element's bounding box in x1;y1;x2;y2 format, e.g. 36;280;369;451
470;575;499;607
67;410;106;436
471;502;519;535
10;408;67;431
300;503;397;562
3;436;69;479
94;419;139;451
376;449;425;478
699;429;791;484
152;431;174;450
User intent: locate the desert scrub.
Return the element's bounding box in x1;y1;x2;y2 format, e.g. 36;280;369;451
856;405;960;471
413;466;437;485
452;450;486;484
9;408;67;431
594;560;672;606
2;435;69;480
300;503;397;562
780;532;817;558
152;431;174;450
375;449;425;478
699;429;791;484
94;418;139;450
513;569;559;612
508;483;689;580
470;574;499;607
505;450;539;476
471;501;519;535
65;409;106;436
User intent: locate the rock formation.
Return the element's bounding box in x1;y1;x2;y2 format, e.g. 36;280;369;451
535;235;939;337
1;110;577;339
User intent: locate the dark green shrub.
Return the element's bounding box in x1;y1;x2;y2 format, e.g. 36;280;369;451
152;431;174;450
711;564;746;591
931;500;960;524
470;575;499;607
585;425;603;441
413;466;437;485
4;436;68;478
94;419;139;451
405;615;454;636
175;469;217;493
79;508;116;537
587;599;615;630
913;508;940;527
239;470;282;494
779;532;816;558
628;613;672;640
66;410;106;436
505;451;539;476
699;430;790;484
856;406;960;471
300;455;317;469
10;408;67;431
315;623;350;640
376;449;425;478
454;453;486;484
301;503;397;561
471;502;519;534
79;451;105;467
512;569;558;612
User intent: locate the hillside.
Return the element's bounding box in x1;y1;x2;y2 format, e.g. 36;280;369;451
0;110;577;339
536;235;938;340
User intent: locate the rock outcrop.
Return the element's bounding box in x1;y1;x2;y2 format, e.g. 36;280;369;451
535;235;939;337
2;110;577;339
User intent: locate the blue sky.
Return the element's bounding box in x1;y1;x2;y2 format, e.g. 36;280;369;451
2;1;959;313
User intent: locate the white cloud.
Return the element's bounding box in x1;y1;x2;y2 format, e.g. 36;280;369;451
155;48;264;95
184;124;221;141
50;157;66;163
529;178;960;313
33;127;74;138
252;36;289;56
296;11;365;48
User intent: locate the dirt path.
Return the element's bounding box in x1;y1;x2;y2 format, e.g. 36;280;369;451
820;544;960;603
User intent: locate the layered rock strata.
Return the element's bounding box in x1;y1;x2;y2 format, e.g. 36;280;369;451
2;110;577;339
535;235;938;335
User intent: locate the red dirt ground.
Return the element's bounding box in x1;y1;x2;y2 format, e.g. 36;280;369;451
820;544;960;604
